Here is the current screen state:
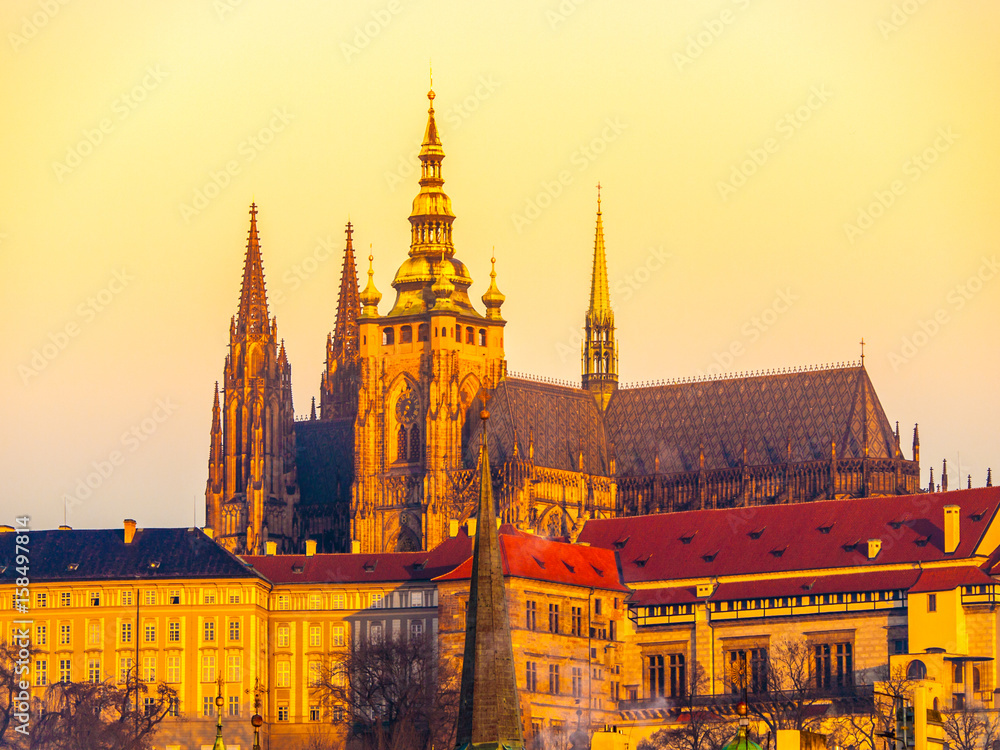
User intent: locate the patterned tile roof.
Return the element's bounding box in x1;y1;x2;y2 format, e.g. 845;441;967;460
0;527;260;583
578;487;1000;583
605;365;898;475
465;378;610;474
463;366;902;479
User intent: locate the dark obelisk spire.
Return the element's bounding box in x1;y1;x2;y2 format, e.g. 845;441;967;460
455;407;525;750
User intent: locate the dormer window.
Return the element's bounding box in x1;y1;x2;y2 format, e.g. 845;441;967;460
749;528;765;540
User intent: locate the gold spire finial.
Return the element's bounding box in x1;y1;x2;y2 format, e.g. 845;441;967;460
482;246;505;320
860;337;866;365
359;245;382;316
597;181;602;212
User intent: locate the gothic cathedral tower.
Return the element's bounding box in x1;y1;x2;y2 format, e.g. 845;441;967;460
206;204;299;554
320;222;361;421
352;86;507;553
581;187;618;409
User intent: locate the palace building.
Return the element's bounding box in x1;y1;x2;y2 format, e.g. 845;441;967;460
205;85;921;556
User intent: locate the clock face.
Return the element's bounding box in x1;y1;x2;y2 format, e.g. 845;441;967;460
395;388;418;426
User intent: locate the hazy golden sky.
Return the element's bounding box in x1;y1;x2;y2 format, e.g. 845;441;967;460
3;1;998;530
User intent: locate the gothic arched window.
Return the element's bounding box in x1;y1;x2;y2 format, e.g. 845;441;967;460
409;427;421;462
397;426;407;462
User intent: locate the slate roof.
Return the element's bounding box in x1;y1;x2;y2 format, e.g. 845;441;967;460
465;378;610;474
242;531;473;584
578;487;1000;583
295;417;354;506
605;365;898;475
436;527;629;592
0;528;260;583
463;366;902;479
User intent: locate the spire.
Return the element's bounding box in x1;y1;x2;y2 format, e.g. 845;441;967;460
582;184;618;409
588;183;612;326
408;85;455;258
332;221;361;361
456;407;524;750
942;459;949;492
310;396;317;421
481;253;506;320
912;423;920;463
237;203;270;338
209;382;222;464
359;251;382;318
988;468;993;488
212;676;226;750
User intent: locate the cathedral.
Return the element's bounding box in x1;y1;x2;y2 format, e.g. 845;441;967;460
205;86;921;555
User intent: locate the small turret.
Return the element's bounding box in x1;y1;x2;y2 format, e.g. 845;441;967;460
359;253;382;317
481;254;505;320
913;423;920;463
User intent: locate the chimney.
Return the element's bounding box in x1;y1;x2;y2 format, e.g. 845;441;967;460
351;540;361;554
265;540;277;556
449;519;459;538
305;539;317;557
124;519;137;544
203;526;214;540
58;525;72;531
866;539;881;560
944;504;961;554
467;518;477;537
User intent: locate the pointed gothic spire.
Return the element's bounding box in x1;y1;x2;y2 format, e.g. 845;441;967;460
587;183;613;328
456;407;524;750
942;458;949;492
332;221;361;361
912;423;920;463
582;184;618;409
237;203;270;337
310;396;317;421
209;382;222;463
988;468;993;488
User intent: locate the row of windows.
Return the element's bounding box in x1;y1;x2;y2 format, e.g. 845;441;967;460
274;623;347;648
30;619;243;648
32;589;243;608
524;662;587;698
704;590;903;614
273;590;430;611
524;599;616;639
381;324;489;347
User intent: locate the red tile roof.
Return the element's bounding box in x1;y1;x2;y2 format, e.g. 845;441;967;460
909;565;994;593
241;532;473;584
578;488;1000;583
435;532;629;592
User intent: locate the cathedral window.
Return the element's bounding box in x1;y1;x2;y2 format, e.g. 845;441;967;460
465;326;474;344
409;427;421;462
397;426;407;462
400;325;413;344
418;323;429;342
455;325;461;341
478;329;486;346
382;328;395;346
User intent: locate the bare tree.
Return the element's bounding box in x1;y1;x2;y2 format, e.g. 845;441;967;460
314;632;458;750
943;706;1000;750
0;642;29;749
636;662;736;750
827;664;913;750
30;668;177;750
733;638;831;737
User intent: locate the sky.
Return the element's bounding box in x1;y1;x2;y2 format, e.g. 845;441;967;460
2;1;998;531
